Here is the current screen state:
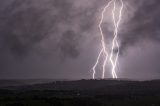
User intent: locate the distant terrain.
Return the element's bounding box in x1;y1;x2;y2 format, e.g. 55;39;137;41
0;79;58;87
0;79;160;106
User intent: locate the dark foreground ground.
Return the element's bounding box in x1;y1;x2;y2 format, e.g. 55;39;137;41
0;79;160;106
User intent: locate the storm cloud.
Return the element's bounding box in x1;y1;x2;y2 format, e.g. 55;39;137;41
0;0;160;80
120;0;160;53
0;0;101;79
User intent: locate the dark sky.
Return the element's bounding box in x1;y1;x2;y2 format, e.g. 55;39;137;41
0;0;160;80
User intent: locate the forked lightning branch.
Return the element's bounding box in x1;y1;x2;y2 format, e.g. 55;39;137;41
91;0;124;79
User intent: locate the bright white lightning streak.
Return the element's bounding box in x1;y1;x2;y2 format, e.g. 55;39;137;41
91;0;113;79
92;49;103;79
110;0;123;78
91;0;124;79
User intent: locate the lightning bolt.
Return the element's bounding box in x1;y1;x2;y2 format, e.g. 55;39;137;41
110;0;124;78
91;0;124;79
